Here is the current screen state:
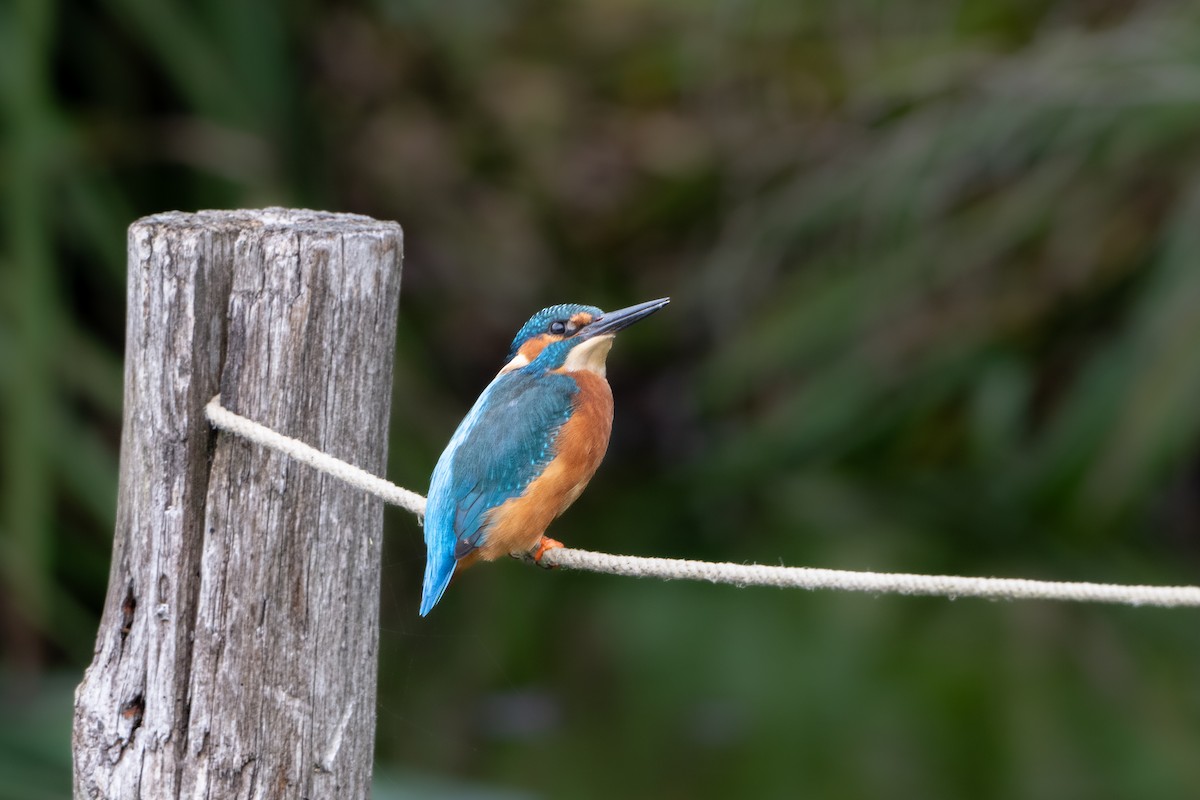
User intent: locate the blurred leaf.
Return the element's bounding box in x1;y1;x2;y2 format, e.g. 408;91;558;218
0;672;74;800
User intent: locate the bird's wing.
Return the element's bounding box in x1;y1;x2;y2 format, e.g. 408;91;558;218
429;371;578;560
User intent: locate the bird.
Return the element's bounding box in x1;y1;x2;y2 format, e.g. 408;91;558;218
420;297;670;616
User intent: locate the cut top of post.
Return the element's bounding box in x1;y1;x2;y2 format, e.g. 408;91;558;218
137;207;405;236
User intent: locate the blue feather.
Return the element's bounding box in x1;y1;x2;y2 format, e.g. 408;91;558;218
420;368;578;615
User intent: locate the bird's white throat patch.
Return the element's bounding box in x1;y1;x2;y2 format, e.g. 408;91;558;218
498;353;530;375
562;335;614;376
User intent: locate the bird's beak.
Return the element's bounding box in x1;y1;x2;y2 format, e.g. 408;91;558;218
579;297;670;339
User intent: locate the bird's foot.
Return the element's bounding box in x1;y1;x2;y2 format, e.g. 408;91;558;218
511;536;564;569
531;536;564;569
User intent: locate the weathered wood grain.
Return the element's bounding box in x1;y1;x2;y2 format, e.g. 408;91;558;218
73;209;403;800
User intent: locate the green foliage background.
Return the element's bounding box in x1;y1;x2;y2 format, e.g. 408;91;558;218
3;0;1200;797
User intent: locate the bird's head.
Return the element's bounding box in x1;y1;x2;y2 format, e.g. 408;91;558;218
502;297;670;376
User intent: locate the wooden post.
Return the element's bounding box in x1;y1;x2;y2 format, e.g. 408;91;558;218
72;209;404;799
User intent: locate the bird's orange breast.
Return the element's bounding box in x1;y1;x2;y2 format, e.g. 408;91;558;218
468;371;614;562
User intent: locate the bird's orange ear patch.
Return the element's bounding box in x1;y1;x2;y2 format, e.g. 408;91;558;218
518;334;557;362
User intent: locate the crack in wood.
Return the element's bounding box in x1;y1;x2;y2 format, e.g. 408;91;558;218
118;584;136;653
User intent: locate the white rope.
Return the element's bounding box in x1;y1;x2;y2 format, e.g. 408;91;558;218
204;395;427;516
537;549;1200;607
204;395;1200;608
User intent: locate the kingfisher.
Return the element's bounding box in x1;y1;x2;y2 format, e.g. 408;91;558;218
420;297;670;616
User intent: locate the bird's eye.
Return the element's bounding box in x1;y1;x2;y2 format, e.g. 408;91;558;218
549;320;567;335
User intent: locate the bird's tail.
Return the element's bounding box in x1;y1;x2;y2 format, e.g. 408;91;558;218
420;549;457;617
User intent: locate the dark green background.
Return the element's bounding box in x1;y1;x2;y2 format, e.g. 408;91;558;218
3;1;1199;797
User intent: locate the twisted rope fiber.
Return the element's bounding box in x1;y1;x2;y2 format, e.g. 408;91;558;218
204;396;1200;608
205;396;427;516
